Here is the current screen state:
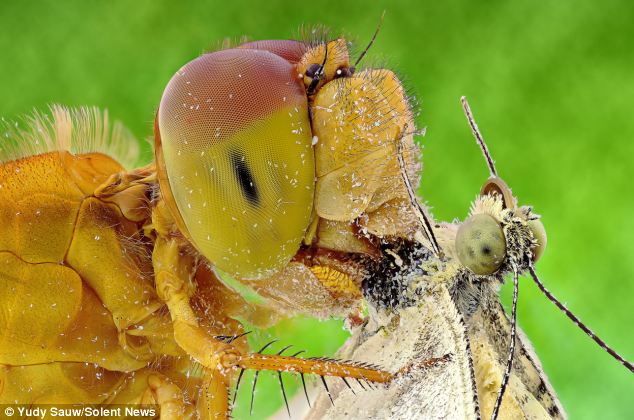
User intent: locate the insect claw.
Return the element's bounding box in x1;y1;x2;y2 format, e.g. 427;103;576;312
231;368;245;408
228;330;252;344
250;371;260;415
320;376;334;406
395;354;454;378
300;373;311;408
276;344;293;356
341;377;356;395
278;371;291;418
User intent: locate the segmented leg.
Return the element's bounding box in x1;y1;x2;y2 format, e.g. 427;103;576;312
147;374;192;420
196;369;231;419
104;369;195;419
153;236;241;371
152;236;398;377
152;236;447;417
236;354;391;383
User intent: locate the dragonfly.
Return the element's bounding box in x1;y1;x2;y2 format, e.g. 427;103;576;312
1;23;631;420
0;28;440;419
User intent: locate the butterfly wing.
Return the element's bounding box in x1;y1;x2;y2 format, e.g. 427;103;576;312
467;288;566;419
307;284;479;419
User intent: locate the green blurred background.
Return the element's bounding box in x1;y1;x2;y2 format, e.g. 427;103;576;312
1;1;633;418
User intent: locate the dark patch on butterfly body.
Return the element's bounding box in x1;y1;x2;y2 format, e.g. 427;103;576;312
229;151;260;206
362;240;432;309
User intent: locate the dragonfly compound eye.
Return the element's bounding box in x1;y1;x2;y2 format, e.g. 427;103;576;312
155;48;315;280
456;214;507;275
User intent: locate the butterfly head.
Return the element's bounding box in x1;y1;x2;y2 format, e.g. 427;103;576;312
456;176;547;276
450;98;546;278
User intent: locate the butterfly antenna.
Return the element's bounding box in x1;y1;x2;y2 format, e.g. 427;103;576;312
461;96;498;178
528;264;634;373
491;265;520;420
396;130;443;258
354;10;386;68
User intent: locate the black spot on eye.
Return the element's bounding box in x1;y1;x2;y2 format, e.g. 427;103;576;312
481;245;492;256
230;151;259;207
305;63;321;78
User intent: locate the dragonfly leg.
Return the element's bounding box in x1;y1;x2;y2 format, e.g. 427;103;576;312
105;369;197;419
153;236;395;379
152;236;240;370
146;374;194;419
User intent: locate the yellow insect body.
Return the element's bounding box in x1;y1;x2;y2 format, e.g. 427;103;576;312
0;34;426;418
312;68;419;236
0;145;161;403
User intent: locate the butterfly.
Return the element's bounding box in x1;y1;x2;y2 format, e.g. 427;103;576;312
305;98;633;420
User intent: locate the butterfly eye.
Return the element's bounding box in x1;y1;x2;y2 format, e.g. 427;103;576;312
456;214;507;275
528;217;547;261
